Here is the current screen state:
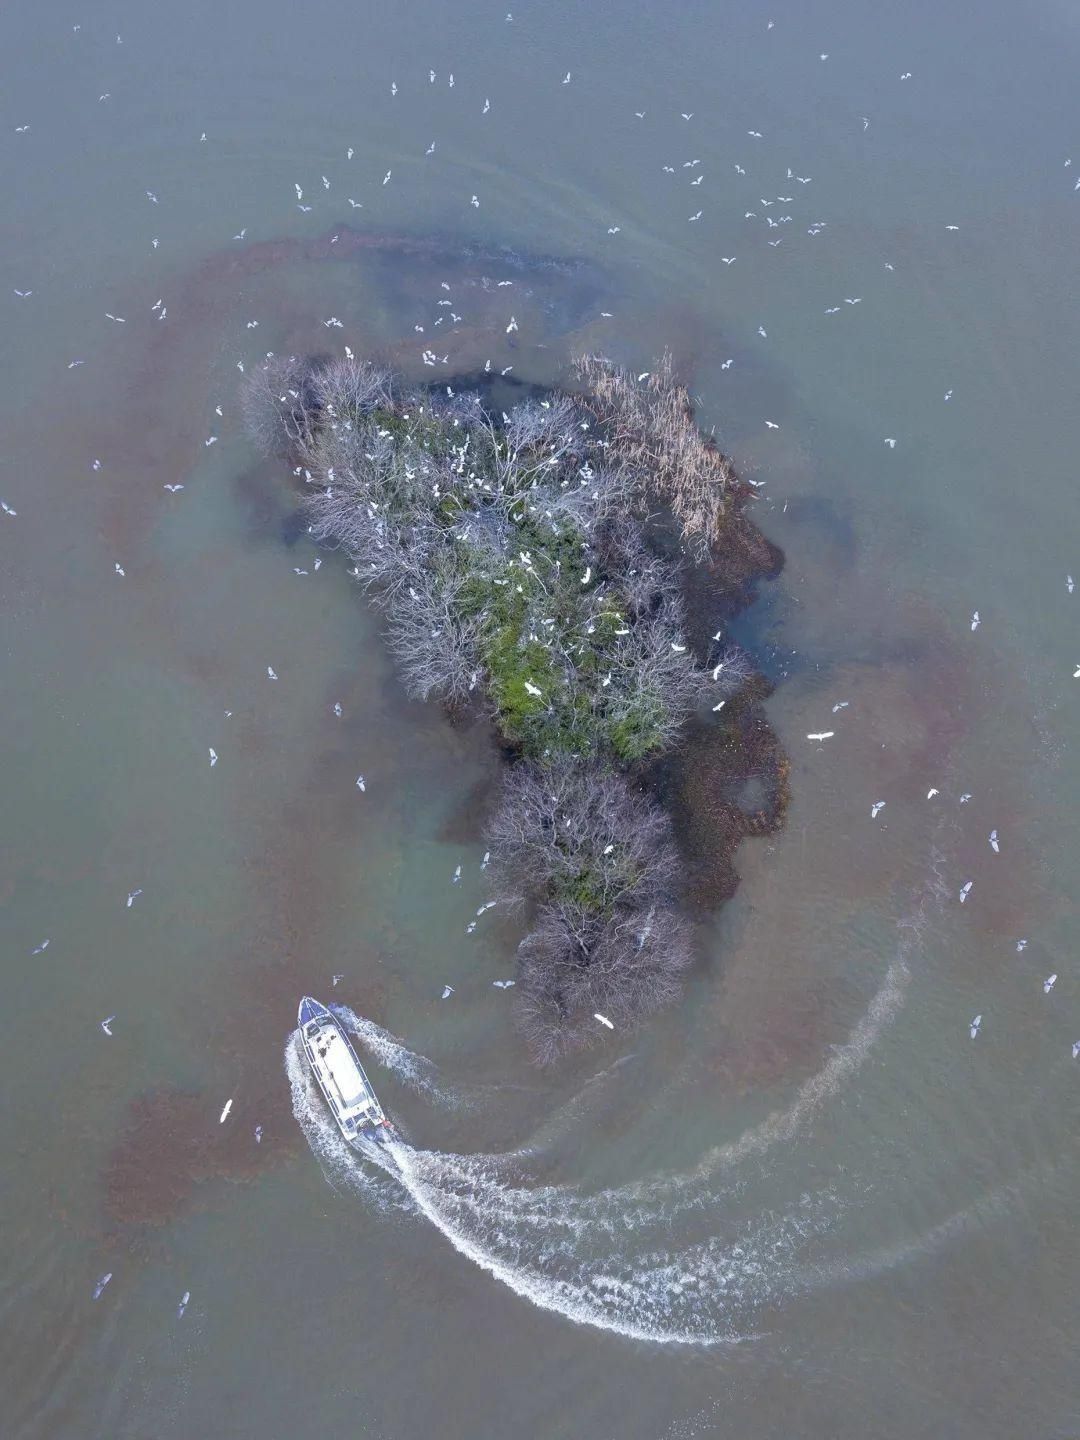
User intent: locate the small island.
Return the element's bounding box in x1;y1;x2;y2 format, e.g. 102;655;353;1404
245;352;782;1062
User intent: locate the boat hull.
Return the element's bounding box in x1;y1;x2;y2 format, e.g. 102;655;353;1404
297;996;393;1145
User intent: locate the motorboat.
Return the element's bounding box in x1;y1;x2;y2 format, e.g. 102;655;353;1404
297;996;393;1145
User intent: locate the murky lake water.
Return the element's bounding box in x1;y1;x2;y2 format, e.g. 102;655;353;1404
3;0;1080;1435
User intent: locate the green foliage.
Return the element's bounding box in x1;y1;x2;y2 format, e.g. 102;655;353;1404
608;700;668;763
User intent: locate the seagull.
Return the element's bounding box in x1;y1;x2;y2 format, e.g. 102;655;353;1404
163;483;184;492
355;775;366;791
563;72;571;84
483;98;491;113
452;864;462;884
31;940;49;955
524;680;543;697
391;82;397;95
712;701;726;712
254;1125;263;1143
93;1273;113;1301
721;256;736;264
960;793;972;803
1044;974;1058;993
506;315;518;333
748;130;762;138
765;420;779;429
1073;1041;1080;1060
757;325;767;337
267;666;278;679
126;889;142;908
988;829;999;852
871;801;886;818
844;297;862;305
970;611;980;631
493;979;515;988
177;1292;190;1319
333;702;343;717
219;1098;233;1124
347;199;363;208
594;1012;615;1029
807;731;834;741
606;226;620;234
970;1014;982;1039
832;701;850;713
441;985;455;999
100;1016;115;1036
959;881;973;903
688;210;702;221
13;289;32;298
927;787;939;799
884;438;897;447
1067;575;1074;593
383;170;391;184
1;501;16;516
681;112;693;120
1016;939;1028;952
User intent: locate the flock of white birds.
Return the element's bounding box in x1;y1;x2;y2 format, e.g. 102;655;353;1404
6;15;1078;1320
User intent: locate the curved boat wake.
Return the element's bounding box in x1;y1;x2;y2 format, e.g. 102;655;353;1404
285;852;1016;1345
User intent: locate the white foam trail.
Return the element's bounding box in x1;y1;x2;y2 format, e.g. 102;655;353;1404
285;878;947;1344
331;1006;466;1109
285;1035;402;1212
385;1139;807;1344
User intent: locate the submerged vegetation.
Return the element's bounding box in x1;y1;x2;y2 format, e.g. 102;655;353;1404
245;350;775;1061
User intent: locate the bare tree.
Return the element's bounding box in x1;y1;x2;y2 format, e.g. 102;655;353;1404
515;896;694;1064
385;571;485;703
575;351;737;556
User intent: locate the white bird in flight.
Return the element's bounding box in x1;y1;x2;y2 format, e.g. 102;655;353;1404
101;1016;115;1036
959;881;973;903
988;829;998;852
871;801;886;818
970;1014;982;1039
219;1098;233;1124
209;748;218;767
126;889;142;908
1044;974;1057;993
594;1012;615;1029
